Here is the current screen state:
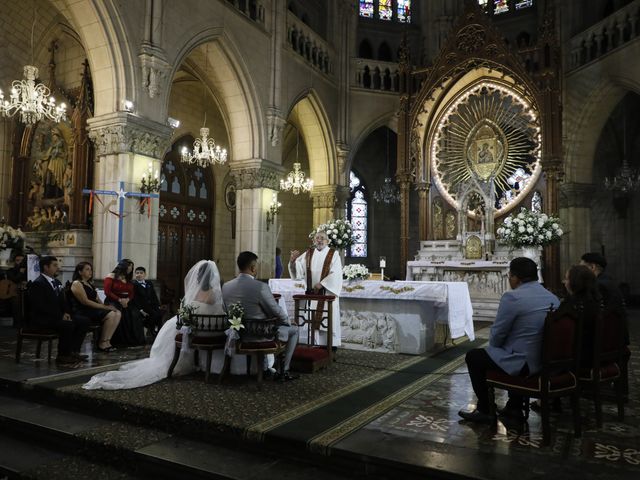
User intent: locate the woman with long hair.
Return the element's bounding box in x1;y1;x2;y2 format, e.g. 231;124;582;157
69;262;121;352
83;260;226;390
104;260;145;346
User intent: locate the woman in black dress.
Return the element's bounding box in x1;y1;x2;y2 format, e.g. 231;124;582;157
70;262;121;352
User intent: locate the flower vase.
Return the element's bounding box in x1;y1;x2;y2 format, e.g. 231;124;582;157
0;248;12;267
520;246;543;283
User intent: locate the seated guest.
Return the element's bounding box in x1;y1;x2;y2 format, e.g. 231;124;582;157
104;260;145;346
458;257;560;423
6;252;27;284
28;255;90;365
222;251;299;381
70;262;121;352
131;266;164;337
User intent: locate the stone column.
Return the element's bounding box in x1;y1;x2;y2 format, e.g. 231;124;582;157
541;157;563;292
559;182;594;276
231;162;283;279
310;184;350;227
416;182;429;241
87;112;172;278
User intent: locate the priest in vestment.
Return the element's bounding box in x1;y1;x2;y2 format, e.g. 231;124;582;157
289;231;343;347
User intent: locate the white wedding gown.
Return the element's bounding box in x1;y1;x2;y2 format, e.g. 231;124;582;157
83;300;253;390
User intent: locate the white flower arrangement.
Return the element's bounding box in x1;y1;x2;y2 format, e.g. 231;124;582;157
343;263;369;281
309;218;355;250
496;207;563;248
0;223;26;251
176;298;199;329
227;302;245;331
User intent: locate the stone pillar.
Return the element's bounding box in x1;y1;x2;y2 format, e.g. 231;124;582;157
416;182;429;241
541;158;563;292
231;162;283;279
87;113;172;278
310;184;350;227
559;182;595;277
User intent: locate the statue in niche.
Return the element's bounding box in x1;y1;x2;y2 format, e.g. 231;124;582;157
42;127;67;199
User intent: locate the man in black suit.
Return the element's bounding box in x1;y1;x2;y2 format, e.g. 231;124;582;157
28;255;89;365
132;266;164;336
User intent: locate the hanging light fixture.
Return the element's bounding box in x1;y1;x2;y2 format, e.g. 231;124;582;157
280;127;313;195
373;129;400;204
604;103;640;194
181;45;228;167
0;4;66;124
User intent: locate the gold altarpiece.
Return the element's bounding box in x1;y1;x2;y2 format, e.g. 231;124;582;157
396;2;562;292
8;48;94;263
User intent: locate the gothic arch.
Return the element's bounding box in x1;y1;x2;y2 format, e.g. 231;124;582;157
285;90;337;186
564;76;640;183
168;32;264;162
348;113;397;174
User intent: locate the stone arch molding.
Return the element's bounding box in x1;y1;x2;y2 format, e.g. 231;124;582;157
348;114;398;176
49;0;133;116
564;75;640;184
286;90;337;186
166;31;264;163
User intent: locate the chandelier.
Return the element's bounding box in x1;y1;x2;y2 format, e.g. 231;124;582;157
373;129;400;204
280;128;313;195
0;4;67;125
181;126;227;167
604;105;640;194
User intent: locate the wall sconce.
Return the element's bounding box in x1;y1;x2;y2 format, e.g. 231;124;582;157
266;192;281;231
123;100;134;112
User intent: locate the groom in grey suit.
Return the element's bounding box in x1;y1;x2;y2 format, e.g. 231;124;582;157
459;257;560;423
222;251;299;381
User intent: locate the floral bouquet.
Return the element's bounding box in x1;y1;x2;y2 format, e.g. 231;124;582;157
227;302;245;331
496;208;563;248
176;298;199;329
0;223;26;251
309;218;354;250
343;263;369;282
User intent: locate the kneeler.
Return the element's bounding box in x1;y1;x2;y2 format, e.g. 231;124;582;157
290;293;335;373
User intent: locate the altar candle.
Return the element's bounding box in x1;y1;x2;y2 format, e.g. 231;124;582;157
379;257;386;268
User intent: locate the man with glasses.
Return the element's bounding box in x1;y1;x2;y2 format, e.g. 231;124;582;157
458;257;559;423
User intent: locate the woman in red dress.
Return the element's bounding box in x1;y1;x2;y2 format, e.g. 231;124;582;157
104;260;145;346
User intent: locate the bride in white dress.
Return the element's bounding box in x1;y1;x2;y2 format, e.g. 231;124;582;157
83;259;250;390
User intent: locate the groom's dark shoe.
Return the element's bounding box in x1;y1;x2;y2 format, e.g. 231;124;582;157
458;408;495;424
276;371;299;382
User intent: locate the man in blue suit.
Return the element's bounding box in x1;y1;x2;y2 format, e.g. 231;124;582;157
459;257;560;423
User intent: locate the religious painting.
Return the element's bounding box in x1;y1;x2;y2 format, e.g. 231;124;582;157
465;121;505;181
25;120;74;231
224;183;236;211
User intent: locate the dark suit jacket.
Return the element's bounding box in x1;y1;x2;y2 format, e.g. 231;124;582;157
132;280;161;314
28;275;68;328
597;272;628;344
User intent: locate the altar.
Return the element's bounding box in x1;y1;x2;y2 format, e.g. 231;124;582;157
269;279;474;355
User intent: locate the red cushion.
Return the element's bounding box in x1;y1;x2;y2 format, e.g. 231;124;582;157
487;370;577;393
238;340;279;351
293;345;330;362
175;333;226;346
579;362;620;381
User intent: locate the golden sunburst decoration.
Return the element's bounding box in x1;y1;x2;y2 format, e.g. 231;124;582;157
431;81;541;214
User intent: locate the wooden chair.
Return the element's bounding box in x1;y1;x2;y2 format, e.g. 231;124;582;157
167;314;228;383
230;317;286;390
486;307;583;446
291;294;335;373
579;309;626;427
14;284;59;363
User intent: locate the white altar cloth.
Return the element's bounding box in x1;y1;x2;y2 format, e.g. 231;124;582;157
269;279;474;354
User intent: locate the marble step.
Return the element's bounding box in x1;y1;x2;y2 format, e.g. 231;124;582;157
0;394;355;480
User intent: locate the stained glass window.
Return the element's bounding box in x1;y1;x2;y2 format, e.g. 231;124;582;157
379;0;392;21
397;0;411;23
494;0;509;14
515;0;533;9
348;171;368;258
359;0;374;18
